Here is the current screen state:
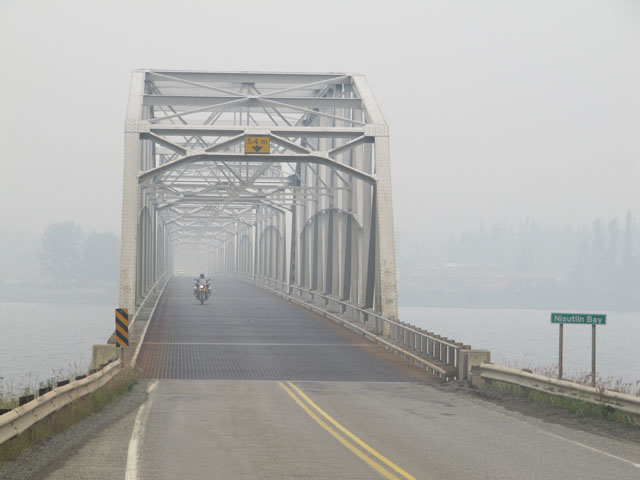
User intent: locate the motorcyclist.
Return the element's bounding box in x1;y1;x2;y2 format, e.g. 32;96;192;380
194;273;212;298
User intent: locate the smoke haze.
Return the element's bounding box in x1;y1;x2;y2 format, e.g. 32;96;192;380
1;0;638;307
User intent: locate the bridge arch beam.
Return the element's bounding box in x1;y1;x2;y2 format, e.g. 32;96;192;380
119;71;397;324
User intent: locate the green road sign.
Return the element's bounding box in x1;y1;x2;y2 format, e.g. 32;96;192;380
550;313;606;325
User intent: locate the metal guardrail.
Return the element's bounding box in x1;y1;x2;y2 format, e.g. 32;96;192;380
475;363;640;416
236;272;471;379
0;359;122;445
0;272;171;447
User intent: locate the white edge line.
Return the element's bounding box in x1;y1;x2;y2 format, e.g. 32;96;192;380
535;427;640;469
124;381;159;480
475;397;640;470
130;276;171;368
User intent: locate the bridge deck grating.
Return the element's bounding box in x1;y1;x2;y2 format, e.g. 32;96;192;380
136;277;433;382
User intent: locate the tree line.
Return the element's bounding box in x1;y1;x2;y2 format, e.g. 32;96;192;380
37;222;119;285
396;212;640;308
443;212;639;290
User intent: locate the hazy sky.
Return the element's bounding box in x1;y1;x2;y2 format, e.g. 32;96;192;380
1;0;638;240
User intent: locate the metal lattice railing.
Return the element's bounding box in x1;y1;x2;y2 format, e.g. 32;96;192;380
236;272;471;379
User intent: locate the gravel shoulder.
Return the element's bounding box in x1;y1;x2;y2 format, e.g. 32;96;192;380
0;379;150;480
438;379;640;445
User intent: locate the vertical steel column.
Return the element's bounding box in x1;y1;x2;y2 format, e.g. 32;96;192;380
353;75;399;323
360;151;374;310
280;210;287;282
288;205;297;287
342;215;353;302
325;209;334;295
119;70;146;316
151;206;157;285
364;187;377;309
300;221;307;288
311;214;319;290
234;221;239;274
254;206;260;276
289;164;301;289
301;166;309;288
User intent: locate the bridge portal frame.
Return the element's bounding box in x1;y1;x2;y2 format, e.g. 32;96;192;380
119;70;398;329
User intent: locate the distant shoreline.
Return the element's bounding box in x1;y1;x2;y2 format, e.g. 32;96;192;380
2;284;637;313
398;283;640;312
398;302;640;313
0;286;117;304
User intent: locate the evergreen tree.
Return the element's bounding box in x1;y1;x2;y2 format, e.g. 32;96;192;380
590;219;605;286
621;212;637;287
81;231;120;282
606;218;619;285
37;222;84;281
570;239;590;287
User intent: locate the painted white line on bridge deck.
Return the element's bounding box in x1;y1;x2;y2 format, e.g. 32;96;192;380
143;342;377;346
125;381;158;480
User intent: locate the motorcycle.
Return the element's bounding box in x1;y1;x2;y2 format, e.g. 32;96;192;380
194;278;211;305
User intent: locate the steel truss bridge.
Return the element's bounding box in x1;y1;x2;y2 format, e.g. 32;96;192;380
3;71;637;480
121;70;398;333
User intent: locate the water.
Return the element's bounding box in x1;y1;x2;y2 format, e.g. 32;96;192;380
0;302;115;393
1;302;638;392
400;307;640;386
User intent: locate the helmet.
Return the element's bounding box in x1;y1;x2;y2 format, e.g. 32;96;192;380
200;273;205;278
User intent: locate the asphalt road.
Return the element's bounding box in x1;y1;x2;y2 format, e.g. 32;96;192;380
7;277;639;479
34;379;640;480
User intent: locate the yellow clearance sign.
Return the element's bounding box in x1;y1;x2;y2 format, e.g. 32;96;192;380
245;135;270;154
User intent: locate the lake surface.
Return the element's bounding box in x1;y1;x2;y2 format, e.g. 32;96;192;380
1;302;638;394
0;302;115;394
400;307;640;386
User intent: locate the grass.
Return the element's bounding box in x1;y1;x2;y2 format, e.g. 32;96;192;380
483;378;640;427
500;360;640;397
0;367;136;467
0;362;89;411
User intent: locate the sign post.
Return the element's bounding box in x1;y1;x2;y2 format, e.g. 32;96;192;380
558;323;563;379
592;324;596;388
550;313;606;387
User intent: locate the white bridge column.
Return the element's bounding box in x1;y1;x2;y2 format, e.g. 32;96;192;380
352;75;399;326
119;70;146;316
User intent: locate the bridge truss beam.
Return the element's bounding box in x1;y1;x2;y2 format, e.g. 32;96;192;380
120;70;398;324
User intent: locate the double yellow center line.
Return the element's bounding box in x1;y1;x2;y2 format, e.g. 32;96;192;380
278;381;417;480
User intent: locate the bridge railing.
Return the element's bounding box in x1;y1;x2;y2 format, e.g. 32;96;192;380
107;271;170;346
0;359;121;445
473;363;640;416
131;271;171;332
0;271;173;447
236;273;472;380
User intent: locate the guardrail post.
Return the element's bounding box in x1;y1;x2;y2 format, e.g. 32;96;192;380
460;349;491;380
447;345;456;370
90;345;118;370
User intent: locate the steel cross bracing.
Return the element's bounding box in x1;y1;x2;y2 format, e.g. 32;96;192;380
120;70;398;327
